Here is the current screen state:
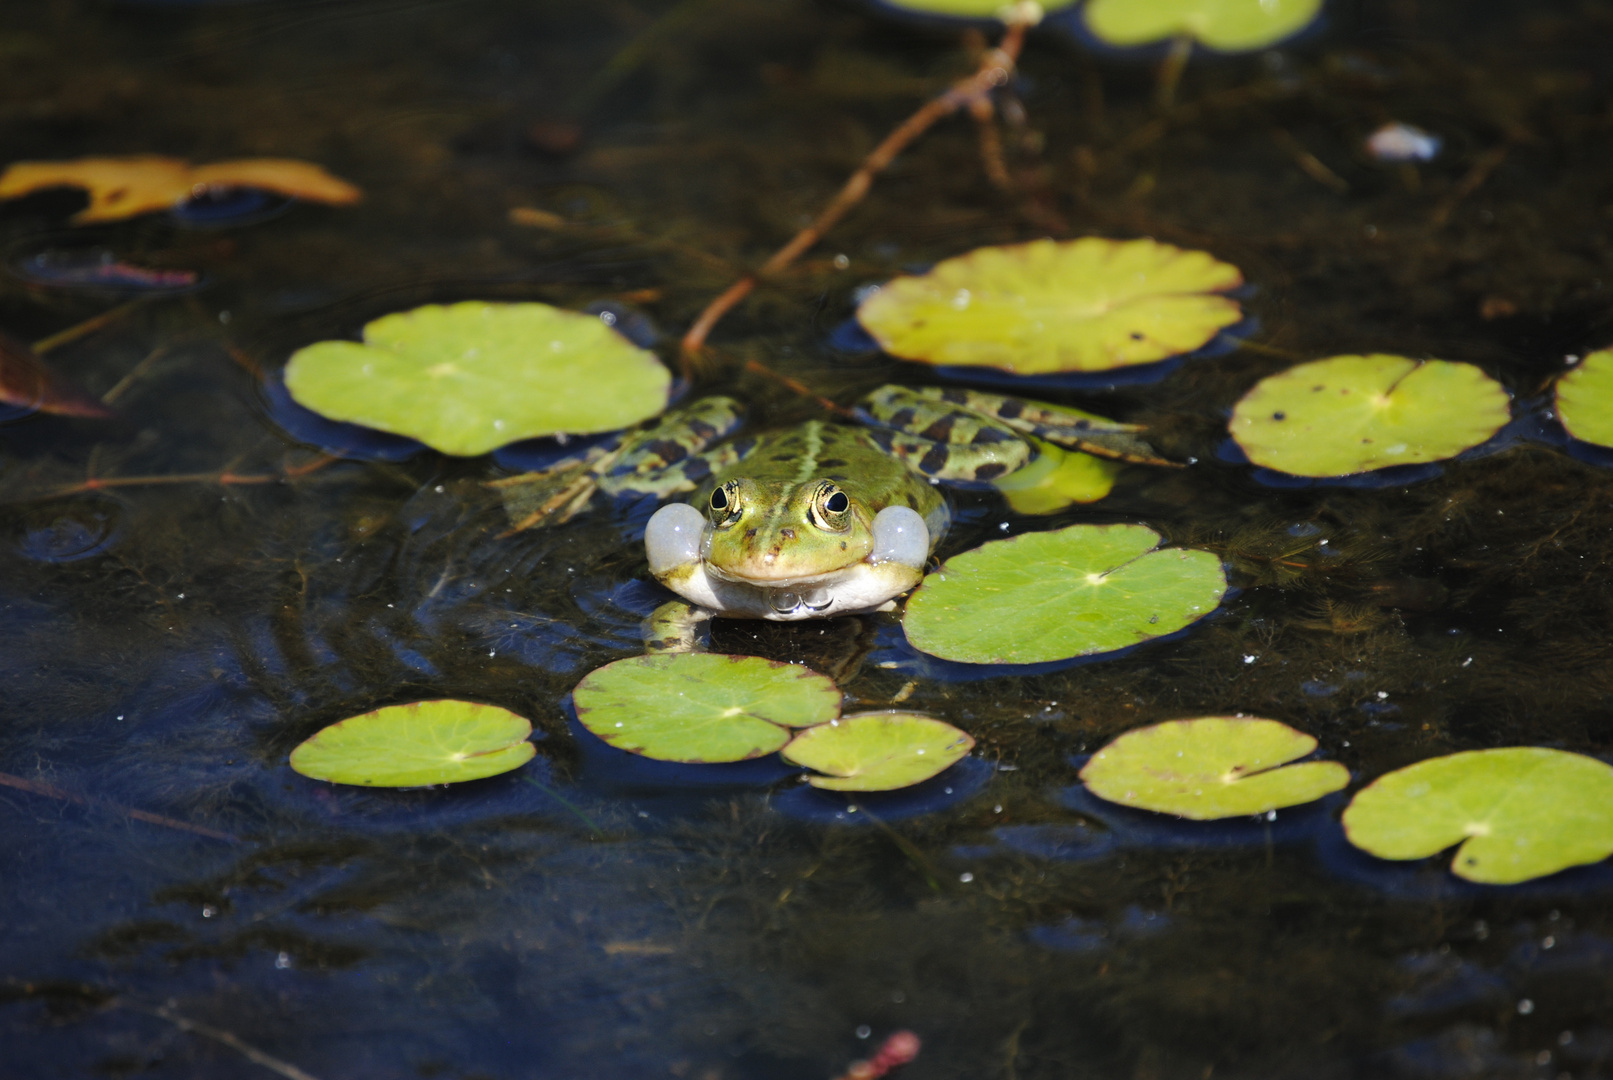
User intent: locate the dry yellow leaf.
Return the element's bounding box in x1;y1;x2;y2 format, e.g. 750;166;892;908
0;155;362;223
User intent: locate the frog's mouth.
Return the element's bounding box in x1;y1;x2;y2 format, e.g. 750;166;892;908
702;563;862;590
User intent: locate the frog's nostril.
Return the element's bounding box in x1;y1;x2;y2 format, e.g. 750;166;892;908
780;528;796;540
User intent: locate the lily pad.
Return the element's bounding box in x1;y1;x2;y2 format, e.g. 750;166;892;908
1555;347;1613;449
1079;717;1349;819
1229;354;1510;478
0;155;361;224
1082;0;1323;52
782;712;975;791
1341;748;1613;885
990;440;1123;514
289;700;536;787
284;301;672;456
903;523;1226;665
856;237;1244;376
572;653;841;763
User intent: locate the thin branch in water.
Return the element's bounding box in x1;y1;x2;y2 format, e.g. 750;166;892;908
101;343;173;405
0;770;238;843
121;1001;324;1080
742;358;856;418
1430;140;1513;226
680;17;1034;361
1155;34;1193;109
1270;128;1349;193
31;298;150;355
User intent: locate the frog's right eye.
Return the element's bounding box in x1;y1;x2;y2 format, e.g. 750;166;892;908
708;481;741;525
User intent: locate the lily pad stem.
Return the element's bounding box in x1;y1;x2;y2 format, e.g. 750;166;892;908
679;20;1030;362
1155;34;1193;110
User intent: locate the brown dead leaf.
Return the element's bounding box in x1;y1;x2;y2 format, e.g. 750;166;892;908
0;332;113;417
0;155;361;224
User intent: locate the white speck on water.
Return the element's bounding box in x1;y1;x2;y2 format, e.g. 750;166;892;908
1543;936;1556;949
833;253;851;269
856;1025;872;1039
1377;691;1389;699
958;872;974;883
1266;810;1277;821
599;311;617;325
993;804;1002;813
435;485;444;493
201;905;217;918
944;787;953;794
1244;654;1257;664
218;310;231;324
177;593;185;599
1462;657;1474;667
275;952;291;969
1518;999;1535;1015
488;650;496;657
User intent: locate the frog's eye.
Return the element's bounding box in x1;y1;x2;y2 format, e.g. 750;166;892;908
810;483;852;531
708;481;741;525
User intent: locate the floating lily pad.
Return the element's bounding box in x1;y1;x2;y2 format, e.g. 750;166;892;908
573;653;841;763
782;712;975;791
284;301;672;456
1341;748;1613;885
1083;0;1322;51
1555;348;1613;449
990;440;1123;514
1229;354;1510;478
903;523;1226;665
1079;717;1349;819
856;237;1244;376
290;700;536;787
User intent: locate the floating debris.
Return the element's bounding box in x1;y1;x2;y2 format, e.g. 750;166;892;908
12;248;200;294
1366;122;1442;163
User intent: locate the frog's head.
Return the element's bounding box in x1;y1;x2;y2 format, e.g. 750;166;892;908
701;477;872;585
644;478;932;620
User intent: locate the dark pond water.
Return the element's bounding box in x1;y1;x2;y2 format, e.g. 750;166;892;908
2;1;1611;1077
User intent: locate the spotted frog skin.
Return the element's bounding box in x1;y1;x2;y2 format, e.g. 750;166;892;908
629;384;1166;645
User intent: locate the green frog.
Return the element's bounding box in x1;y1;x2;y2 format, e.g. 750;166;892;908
492;384;1168;649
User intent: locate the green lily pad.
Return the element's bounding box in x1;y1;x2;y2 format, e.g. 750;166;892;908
856;237;1244;376
903;523;1226;665
289;699;536;787
284;301;671;456
1229;354;1511;478
1083;0;1323;51
1080;717;1349;819
781;712;975;791
990;440;1123;514
876;0;1076;17
1555;347;1613;449
572;653;841;763
1341;747;1613;885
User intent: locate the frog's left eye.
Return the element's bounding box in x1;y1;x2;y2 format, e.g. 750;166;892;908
810;483;852;531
